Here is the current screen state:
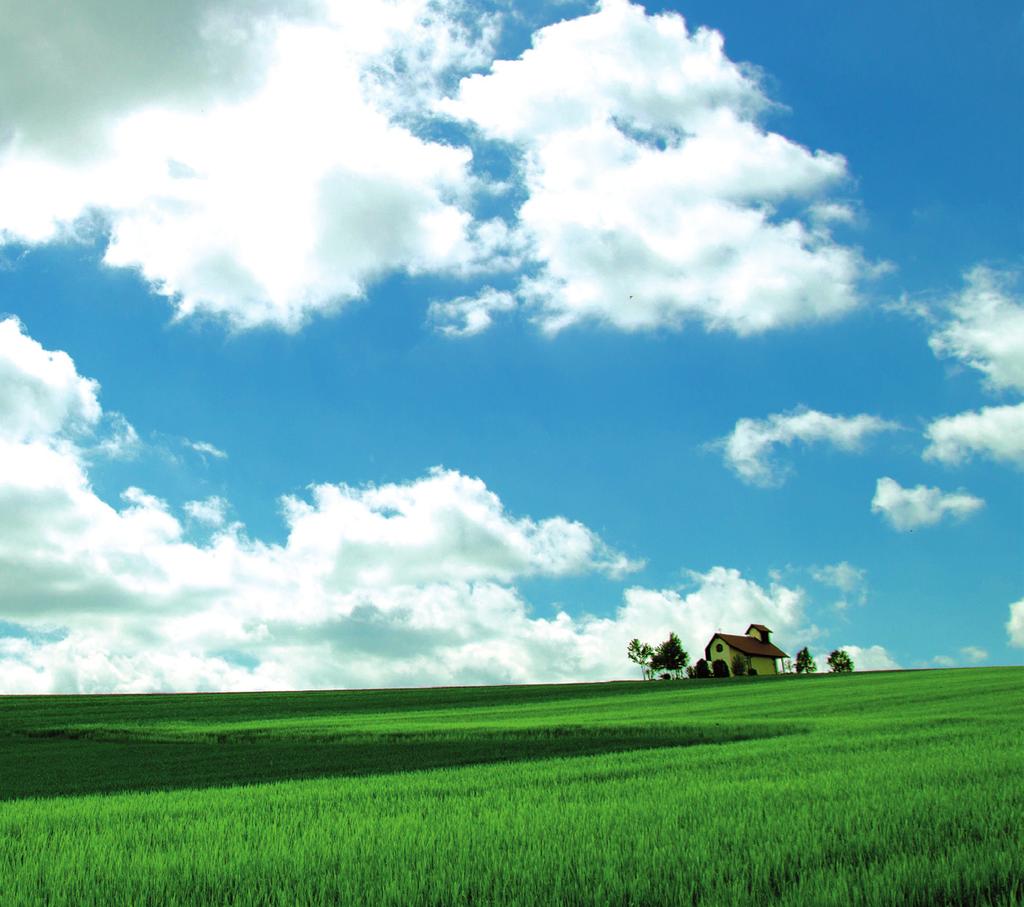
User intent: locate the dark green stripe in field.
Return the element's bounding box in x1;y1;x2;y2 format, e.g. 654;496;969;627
0;722;796;800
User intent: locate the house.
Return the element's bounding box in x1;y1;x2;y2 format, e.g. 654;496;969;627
704;624;789;675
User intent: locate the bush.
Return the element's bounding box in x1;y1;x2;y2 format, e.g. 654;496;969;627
748;667;758;676
795;646;817;674
730;652;747;676
827;649;855;673
711;659;729;678
695;658;711;679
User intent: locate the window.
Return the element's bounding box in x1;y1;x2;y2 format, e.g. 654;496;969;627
715;643;723;653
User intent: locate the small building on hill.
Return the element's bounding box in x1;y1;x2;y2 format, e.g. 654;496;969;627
704;624;789;675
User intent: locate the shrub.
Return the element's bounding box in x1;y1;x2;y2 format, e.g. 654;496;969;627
827;649;855;673
695;658;711;679
730;652;748;676
795;647;817;674
711;659;729;678
748;667;758;676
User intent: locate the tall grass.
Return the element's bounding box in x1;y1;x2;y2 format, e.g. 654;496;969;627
1;668;1021;905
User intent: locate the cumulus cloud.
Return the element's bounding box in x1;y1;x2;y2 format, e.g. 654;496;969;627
929;266;1024;394
919;267;1024;471
0;316;824;693
718;408;899;486
0;317;101;441
0;1;506;330
1;0;871;339
870;477;984;531
960;646;988;663
184;496;229;527
1008;599;1024;648
442;0;870;336
0;318;749;693
923;402;1024;468
428;286;517;336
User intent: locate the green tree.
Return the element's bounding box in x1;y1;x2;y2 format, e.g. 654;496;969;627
729;652;748;676
626;638;654;680
650;632;689;679
827;649;855;673
795;647;817;674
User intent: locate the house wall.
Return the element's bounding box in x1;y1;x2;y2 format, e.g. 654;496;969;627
708;638;730;667
748;655;777;675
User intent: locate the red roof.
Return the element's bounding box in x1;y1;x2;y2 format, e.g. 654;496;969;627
705;633;789;660
747;623;772;633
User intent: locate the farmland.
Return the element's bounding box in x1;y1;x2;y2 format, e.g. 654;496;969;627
1;668;1021;906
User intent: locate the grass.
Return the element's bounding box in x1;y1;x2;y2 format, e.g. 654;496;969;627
0;668;1021;905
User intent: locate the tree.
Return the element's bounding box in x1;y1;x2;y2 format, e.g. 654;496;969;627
795;647;817;674
729;652;748;676
627;638;654;680
694;658;711;679
827;649;854;673
650;632;689;679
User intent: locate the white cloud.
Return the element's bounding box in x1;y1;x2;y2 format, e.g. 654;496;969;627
442;0;870;336
185;496;229;528
0;1;505;331
923;402;1024;468
817;644;899;672
93;412;141;460
1008;599;1024;648
0;317;101;442
188;440;229;460
0;320;661;692
960;646;988;663
1;1;875;340
930;655;956;668
428;286;517;336
929;266;1024;394
718;408;899;486
870;476;984;531
812;561;867;610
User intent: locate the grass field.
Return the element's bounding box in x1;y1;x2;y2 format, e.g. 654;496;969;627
1;668;1021;905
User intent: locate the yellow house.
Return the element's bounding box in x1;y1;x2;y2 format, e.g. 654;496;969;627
704;624;789;675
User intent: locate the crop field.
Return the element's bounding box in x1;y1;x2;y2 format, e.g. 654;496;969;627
0;668;1021;906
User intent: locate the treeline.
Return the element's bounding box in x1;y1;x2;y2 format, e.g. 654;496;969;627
627;637;855;679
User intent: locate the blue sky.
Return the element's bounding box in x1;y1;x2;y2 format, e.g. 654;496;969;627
0;0;1021;691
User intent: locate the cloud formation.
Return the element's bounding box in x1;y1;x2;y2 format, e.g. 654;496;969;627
428;286;518;337
923;402;1024;468
920;267;1024;470
443;0;869;336
929;266;1024;394
1;0;871;338
0;317;826;693
1008;599;1024;648
0;1;504;331
812;561;867;610
718;407;898;486
870;477;984;531
817;644;898;672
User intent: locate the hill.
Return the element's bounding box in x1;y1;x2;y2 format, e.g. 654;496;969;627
1;668;1021;905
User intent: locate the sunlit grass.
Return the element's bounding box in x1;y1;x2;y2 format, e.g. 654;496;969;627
1;668;1021;905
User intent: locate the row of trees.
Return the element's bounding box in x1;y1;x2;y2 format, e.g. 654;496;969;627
795;646;855;674
627;634;689;680
628;637;855;679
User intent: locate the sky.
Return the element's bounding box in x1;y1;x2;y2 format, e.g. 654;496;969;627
0;0;1021;693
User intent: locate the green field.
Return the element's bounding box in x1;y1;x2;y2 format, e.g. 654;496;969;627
1;668;1021;906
